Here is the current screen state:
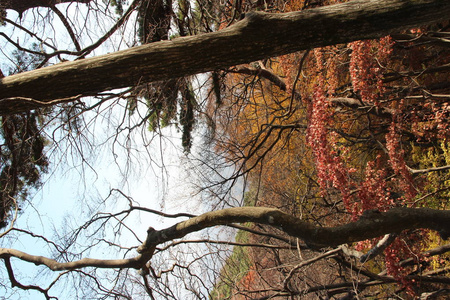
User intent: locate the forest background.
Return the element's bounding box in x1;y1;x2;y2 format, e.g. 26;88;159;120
0;0;449;299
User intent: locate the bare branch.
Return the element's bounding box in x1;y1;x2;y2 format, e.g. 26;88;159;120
407;164;450;174
2;207;448;274
5;0;92;15
140;206;450;251
360;233;397;262
283;246;343;290
0;248;150;271
228;67;287;91
3;258;53;299
50;4;81;51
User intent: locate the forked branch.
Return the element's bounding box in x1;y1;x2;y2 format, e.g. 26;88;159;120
1;207;449;272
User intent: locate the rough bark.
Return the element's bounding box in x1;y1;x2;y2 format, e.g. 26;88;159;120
139;207;450;251
1;0;449;114
1;206;448;272
4;0;92;15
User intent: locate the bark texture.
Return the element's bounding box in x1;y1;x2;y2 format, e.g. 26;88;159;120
140;207;450;251
1;0;449;114
1;207;448;271
4;0;92;14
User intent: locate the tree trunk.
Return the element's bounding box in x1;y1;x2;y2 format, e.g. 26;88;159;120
4;0;92;15
1;0;449;114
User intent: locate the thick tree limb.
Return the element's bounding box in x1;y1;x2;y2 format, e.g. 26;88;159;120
0;247;152;271
1;0;449;114
140;206;450;251
1;207;448;272
4;0;92;15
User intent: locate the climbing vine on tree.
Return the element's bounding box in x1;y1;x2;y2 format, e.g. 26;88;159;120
209;0;450;296
0;0;449;299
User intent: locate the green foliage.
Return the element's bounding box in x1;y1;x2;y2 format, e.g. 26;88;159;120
0;44;49;228
0;113;49;228
109;0;126;16
411;142;450;209
131;79;197;152
0;4;6;26
209;229;252;299
133;0;219;151
242;189;257;206
210;191;255;299
175;0;210;36
179;84;196;152
130;80;178;130
8;43;46;74
137;0;172;43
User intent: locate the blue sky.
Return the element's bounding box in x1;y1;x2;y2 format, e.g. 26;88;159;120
0;3;242;298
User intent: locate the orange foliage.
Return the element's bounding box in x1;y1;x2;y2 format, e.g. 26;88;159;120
210;1;450;297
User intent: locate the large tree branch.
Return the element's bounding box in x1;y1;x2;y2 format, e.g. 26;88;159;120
139;207;450;251
4;0;92;15
0;247;152;271
1;207;448;272
1;0;449;114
